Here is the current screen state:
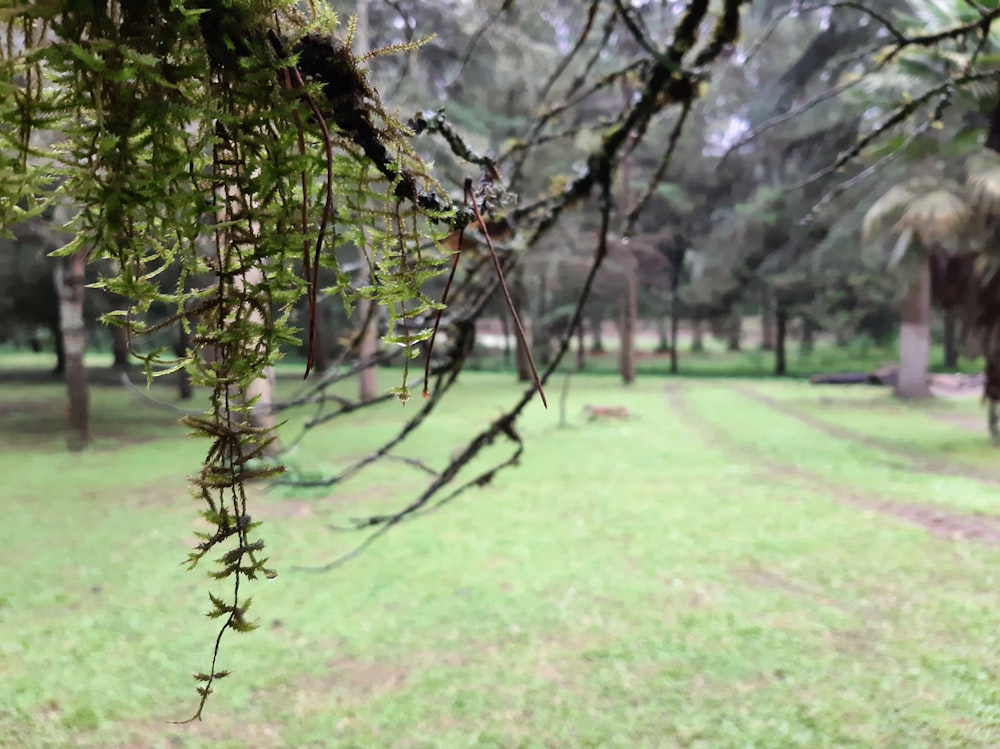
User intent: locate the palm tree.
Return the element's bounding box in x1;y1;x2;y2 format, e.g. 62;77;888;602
862;177;971;399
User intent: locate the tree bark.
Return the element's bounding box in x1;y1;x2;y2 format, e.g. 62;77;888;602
896;260;932;399
51;319;65;375
799;317;817;355
774;306;787;376
656;314;670;353
110;324;129;369
536;271;550;366
235;267;279;438
690;318;704;352
760;286;775;350
576;318;586;371
669;292;679;374
54;252;89;449
589;311;604;353
618;267;637;384
726;306;742;352
175;322;193;400
499;307;511;368
512;265;532;381
943;308;959;369
309;300;335;374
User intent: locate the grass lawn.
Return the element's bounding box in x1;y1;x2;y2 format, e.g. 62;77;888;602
2;369;1000;748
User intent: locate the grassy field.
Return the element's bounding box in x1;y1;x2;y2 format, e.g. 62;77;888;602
2;369;1000;748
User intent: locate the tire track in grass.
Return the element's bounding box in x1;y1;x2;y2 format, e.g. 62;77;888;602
736;385;1000;488
665;383;1000;546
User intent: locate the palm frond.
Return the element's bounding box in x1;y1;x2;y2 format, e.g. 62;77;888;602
888;226;915;269
967;151;1000;212
863;183;918;239
894;182;970;244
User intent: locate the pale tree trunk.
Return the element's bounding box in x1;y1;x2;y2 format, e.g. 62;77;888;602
669;292;679;374
589;311;604;353
690;318;704;352
310;300;335;374
236;267;279;435
353;0;378;402
655;314;670;352
110;323;129;369
356;262;379;402
760;286;775;350
726;306;742;352
513;265;532;382
943;308;959;369
175;321;193;400
896;260;932;399
54;251;89;449
799;317;817;355
618;265;637;384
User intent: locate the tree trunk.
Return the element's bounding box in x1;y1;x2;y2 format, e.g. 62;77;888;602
943;308;959;369
655;314;670;353
691;318;704;352
54;252;89;449
590;311;604;353
799;317;817;355
669;292;679;374
513;265;532;381
175;322;193;400
235;267;279;438
110;324;129;369
774;306;787;376
896;260;932;399
834;325;853;348
727;307;742;352
760;286;775;350
500;307;511;368
51;319;65;375
357;295;378;402
576;318;586;371
618;269;637;384
536;272;550;366
308;300;335;375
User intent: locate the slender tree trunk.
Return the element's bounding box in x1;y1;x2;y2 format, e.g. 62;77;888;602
51;319;65;375
727;306;742;352
576;318;586;371
55;252;89;449
500;306;511;367
536;272;550;366
691;318;704;352
896;260;932;399
655;314;670;353
799;317;817;355
235;267;279;438
774;306;787;376
357;296;378;402
943;308;959;369
669;292;679;374
352;0;378;401
834;325;853;348
590;311;604;353
175;322;193;400
110;326;129;369
760;286;775;351
618;269;637;384
513;265;532;381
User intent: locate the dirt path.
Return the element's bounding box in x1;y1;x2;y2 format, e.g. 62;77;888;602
736;385;1000;487
665;383;1000;546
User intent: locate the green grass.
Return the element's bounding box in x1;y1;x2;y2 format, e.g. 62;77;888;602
2;371;1000;747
